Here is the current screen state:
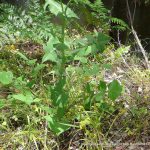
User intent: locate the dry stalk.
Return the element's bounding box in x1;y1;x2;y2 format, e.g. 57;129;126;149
126;0;150;69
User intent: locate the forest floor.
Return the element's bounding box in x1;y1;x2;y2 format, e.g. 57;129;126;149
0;40;150;150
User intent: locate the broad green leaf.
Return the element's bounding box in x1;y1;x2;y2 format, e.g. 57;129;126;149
51;77;68;109
41;106;56;114
84;46;93;56
98;102;115;112
42;36;60;63
98;81;107;91
76;46;92;57
0;71;13;85
51;90;68;108
26;80;35;88
96;32;111;53
84;97;92;110
44;0;78;18
74;56;87;63
42;50;58;63
55;43;69;54
12;91;34;105
56;104;66;119
86;34;95;45
43;35;60;53
95;81;107;102
83;63;99;76
43;41;53;53
95;92;104;102
44;116;70;135
108;80;122;101
27;59;37;66
13;76;26;90
52;91;68;107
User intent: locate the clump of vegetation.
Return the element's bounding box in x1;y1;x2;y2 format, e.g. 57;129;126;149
0;0;150;149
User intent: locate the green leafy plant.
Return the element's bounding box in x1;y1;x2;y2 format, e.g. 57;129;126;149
40;0;122;135
0;0;123;141
0;71;13;85
1;0;150;149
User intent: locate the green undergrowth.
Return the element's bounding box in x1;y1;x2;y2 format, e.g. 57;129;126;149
1;44;150;150
0;0;150;149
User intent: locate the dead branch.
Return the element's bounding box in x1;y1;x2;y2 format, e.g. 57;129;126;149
126;0;150;69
